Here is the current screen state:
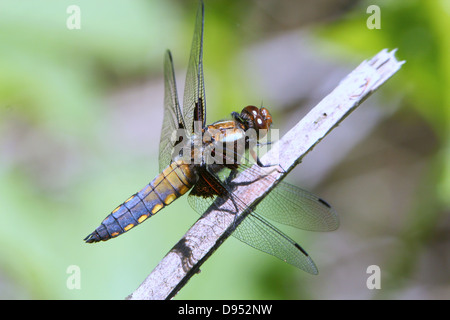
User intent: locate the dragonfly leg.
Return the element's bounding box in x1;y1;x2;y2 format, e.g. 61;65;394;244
249;147;282;169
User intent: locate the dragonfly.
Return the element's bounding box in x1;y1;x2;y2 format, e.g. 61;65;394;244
84;1;339;275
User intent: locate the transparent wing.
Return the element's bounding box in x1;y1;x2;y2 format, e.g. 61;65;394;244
187;169;319;274
183;0;206;134
159;50;187;172
206;141;339;232
232;210;318;274
232;163;340;232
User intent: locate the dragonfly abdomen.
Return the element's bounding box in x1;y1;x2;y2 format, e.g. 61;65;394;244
84;160;196;243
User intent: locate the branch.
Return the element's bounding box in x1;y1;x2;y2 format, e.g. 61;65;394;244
127;49;405;300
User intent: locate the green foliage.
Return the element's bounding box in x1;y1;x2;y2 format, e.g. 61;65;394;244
318;0;450;136
318;0;450;298
1;0;448;299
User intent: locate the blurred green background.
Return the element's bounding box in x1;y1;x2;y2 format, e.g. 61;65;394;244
0;0;449;299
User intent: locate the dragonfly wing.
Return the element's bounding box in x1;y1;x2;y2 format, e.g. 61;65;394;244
223;159;339;232
159;50;187;172
256;181;339;231
187;168;319;274
232;210;318;274
183;0;206;134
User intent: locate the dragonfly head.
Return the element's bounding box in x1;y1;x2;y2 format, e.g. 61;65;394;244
237;105;273;139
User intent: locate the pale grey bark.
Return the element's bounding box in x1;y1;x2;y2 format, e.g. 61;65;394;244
127;49;405;300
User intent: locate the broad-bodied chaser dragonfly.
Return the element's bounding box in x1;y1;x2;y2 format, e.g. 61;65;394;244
84;1;339;274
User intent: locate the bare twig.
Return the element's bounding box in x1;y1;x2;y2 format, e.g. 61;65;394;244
127;49;405;300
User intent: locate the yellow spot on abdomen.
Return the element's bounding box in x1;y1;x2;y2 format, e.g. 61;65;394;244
112;206;120;214
138;215;148;223
111;232;120;237
152;203;163;214
124;223;134;231
164;193;177;205
179;185;190;195
125;195;134;203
